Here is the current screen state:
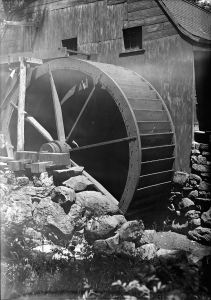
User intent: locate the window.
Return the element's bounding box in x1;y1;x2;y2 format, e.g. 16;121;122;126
62;38;77;55
123;26;142;51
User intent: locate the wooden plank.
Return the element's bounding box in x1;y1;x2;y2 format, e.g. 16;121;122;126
113;78;148;87
141;157;175;175
128;0;157;12
128;191;168;212
135;181;172;199
144;15;168;25
118;83;150;91
144;28;177;41
128;98;163;110
122;88;157;99
137;121;172;134
17;58;26;151
142;145;175;162
39;153;70;166
3;21;39;27
124;15;168;28
128;7;163;21
0;48;68;65
134;110;169;121
138;170;174;189
140;132;174;147
15;151;38;162
16;0;99;15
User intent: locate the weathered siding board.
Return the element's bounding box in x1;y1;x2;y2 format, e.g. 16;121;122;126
144;28;177;41
128;7;163;21
16;0;99;16
124;14;168;28
0;26;22;53
128;0;157;12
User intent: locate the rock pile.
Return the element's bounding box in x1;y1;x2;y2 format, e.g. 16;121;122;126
169;142;211;244
1;162;197;263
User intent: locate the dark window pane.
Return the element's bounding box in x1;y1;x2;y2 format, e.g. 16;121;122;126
123;26;142;50
62;38;77;55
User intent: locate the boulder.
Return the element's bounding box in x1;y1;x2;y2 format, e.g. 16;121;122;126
201;207;211;228
189;218;201;228
63;175;93;192
198;181;211;191
136;230;156;246
0;175;7;184
68;203;86;230
1;192;33;226
32;186;54;198
85;215;126;242
93;239;114;255
188;227;211;245
76;191;121;216
197;155;207;165
16;176;29;187
157;249;188;265
189;174;201;183
118;220;144;243
173;172;189;186
178;198;195;212
33;198;74;239
0;183;10;199
191;149;200;155
136;243;157;260
172;217;189;234
51;186;75;214
192;164;211;173
185;210;201;220
120;241;136;257
191;156;198;164
39;172;54;187
188;190;198;200
105;233;120;251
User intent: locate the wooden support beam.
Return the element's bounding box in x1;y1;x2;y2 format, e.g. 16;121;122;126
0;48;68;65
3;20;39;27
49;68;66;142
17;57;26;151
11;101;54;142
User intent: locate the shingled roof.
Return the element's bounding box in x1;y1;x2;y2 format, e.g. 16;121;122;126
158;0;211;43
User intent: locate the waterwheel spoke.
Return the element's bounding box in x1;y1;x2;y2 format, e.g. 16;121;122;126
10;102;53;142
49;69;66;142
69;136;136;152
66;85;96;142
61;85;76;105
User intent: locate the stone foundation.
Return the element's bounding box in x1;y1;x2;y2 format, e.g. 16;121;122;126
169;142;211;244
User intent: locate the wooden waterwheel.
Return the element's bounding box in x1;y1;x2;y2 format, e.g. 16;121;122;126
1;58;176;219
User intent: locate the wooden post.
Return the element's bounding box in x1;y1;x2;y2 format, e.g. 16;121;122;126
17;57;26;151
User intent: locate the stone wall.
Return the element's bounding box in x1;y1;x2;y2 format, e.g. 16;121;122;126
169;142;211;244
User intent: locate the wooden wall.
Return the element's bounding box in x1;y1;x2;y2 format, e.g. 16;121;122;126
1;0;195;171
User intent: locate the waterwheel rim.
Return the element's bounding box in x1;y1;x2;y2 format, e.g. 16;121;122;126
3;58;143;212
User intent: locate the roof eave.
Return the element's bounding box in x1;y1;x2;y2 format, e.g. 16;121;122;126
157;0;211;45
